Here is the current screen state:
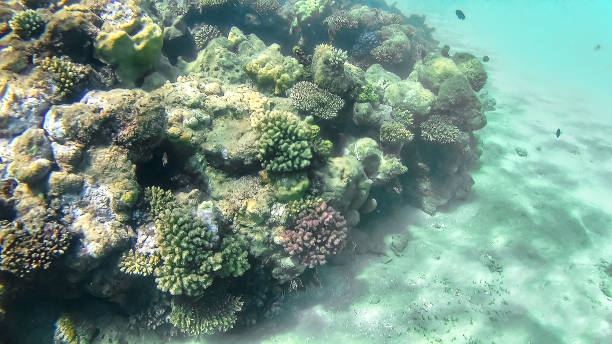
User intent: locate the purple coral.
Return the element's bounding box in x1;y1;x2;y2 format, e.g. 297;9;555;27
282;202;348;268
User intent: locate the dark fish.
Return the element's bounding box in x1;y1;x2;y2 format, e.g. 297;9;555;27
594;44;602;51
555;128;561;138
441;45;450;57
482;55;490;62
456;10;466;20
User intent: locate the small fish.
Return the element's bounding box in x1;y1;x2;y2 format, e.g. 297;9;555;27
482;55;490;62
594;44;602;51
555;128;561;138
456;9;466;20
162;152;168;167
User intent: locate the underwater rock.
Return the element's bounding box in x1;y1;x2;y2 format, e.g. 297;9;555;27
7;128;54;185
0;77;52;139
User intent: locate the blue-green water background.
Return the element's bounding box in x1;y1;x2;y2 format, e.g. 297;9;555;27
401;0;612;117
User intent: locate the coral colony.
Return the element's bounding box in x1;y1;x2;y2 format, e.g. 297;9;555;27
0;0;490;340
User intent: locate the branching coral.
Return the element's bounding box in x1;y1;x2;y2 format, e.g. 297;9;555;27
253;110;313;173
419;115;461;144
119;249;160;276
288;81;344;120
380;121;414;144
192;24;222;50
39;56;90;101
281;202;348;268
323;10;357;40
169;294;244;335
146;187;249;296
251;0;281;15
10;9;45;40
0;221;71;277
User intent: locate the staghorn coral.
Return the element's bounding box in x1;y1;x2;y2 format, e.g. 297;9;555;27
419;115;462;144
192;24;222;50
253;110;313;173
169;294;244;335
281;202;348;268
380;121;414;144
9;9;45;40
288;81;344;120
0;221;70;277
39;56;90;101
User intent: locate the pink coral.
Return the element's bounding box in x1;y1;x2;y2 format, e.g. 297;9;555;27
282;202;348;268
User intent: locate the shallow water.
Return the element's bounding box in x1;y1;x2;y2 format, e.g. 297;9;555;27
2;1;612;343
203;1;612;343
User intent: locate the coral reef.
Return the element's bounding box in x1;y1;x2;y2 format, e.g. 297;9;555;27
281;202;348;268
0;0;492;339
288;81;344;120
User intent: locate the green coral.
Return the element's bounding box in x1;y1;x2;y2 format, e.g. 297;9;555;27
357;84;380;103
347;137;407;183
292;0;330;28
270;172;310;201
169;294;244;335
218;235;250;278
39;56;90;101
119;250;160;276
286;196;323;222
289;81;344;120
311;44;361;95
413;54;463;93
146;187;249;296
246;44;303;95
147;187;219;296
253;110;313;173
371;24;413;65
452;52;488;91
380;121;414;144
54;313;92;344
10;9;45;40
383;80;435;118
94;15;163;85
